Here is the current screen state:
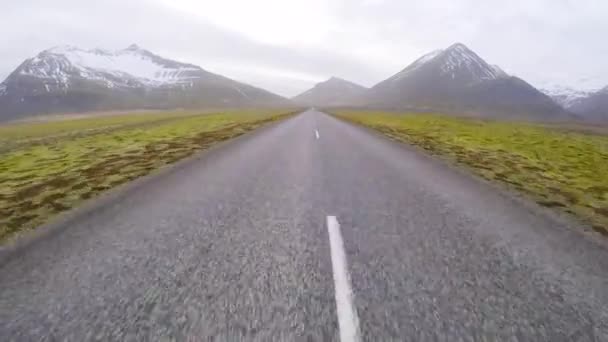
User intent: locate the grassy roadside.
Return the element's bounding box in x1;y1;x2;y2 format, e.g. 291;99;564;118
0;109;297;242
332;110;608;235
0;111;203;153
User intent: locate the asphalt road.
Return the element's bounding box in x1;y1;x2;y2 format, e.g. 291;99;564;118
1;109;608;341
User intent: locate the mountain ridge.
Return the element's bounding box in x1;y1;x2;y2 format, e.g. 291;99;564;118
567;86;608;121
0;45;289;120
1;42;594;121
541;85;595;109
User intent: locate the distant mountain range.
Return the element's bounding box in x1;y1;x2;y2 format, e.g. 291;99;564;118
0;44;289;120
1;43;606;121
295;43;578;120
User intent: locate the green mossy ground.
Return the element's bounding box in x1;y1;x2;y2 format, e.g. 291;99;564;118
0;109;295;242
334;110;608;235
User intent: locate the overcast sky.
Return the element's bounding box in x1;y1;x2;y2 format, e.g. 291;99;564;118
1;0;607;96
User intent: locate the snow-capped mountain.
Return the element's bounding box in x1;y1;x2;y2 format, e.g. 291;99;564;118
541;85;595;109
292;77;368;106
384;44;507;85
18;44;203;89
366;43;568;119
567;86;608;121
0;45;288;120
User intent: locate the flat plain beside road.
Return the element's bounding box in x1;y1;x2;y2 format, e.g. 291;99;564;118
333;110;608;235
1;110;608;340
0;109;296;242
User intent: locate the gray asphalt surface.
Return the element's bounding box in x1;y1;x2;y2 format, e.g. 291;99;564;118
1;109;608;341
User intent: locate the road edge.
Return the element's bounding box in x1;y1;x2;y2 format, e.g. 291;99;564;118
325;111;608;249
0;111;304;266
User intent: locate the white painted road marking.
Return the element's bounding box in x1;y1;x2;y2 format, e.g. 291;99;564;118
315;129;320;139
327;216;361;342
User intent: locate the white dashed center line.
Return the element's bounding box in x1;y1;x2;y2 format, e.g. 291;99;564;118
315;129;320;139
326;216;361;342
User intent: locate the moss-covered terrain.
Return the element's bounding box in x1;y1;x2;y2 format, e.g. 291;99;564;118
333;110;608;235
0;109;295;242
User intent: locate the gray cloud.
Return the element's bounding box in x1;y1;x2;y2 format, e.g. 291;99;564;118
1;0;607;96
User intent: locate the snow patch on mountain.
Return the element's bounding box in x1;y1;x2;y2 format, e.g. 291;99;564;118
415;49;443;66
388;43;507;84
540;84;598;108
18;45;201;89
440;43;506;80
391;49;443;81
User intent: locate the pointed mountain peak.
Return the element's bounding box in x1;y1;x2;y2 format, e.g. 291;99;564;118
440;43;507;81
385;42;507;83
368;42;567;119
292;76;367;106
442;43;486;63
321;76;353;85
310;77;366;90
320;77;366;89
376;42;511;92
327;76;344;82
